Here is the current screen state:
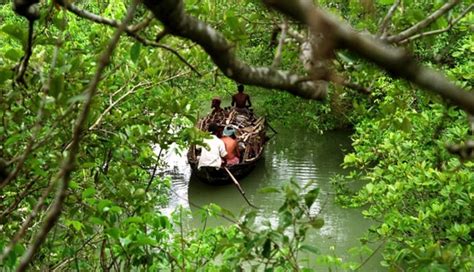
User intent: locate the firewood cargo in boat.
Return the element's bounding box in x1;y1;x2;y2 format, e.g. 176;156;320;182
187;108;268;185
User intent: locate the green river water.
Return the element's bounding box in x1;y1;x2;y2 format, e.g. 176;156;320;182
162;125;384;270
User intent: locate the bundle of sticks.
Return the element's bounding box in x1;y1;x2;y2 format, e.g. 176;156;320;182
198;108;266;162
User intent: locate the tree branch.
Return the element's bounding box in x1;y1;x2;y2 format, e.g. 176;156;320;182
58;1;201;76
142;0;327;100
15;20;35;86
385;0;460;43
89;81;153;131
287;27;305;44
0;177;38;221
15;1;139;270
1;34;63;190
377;0;401;38
341;80;371;94
399;4;474;44
272;20;287;67
264;0;474;114
0;181;55;263
128;13;154;32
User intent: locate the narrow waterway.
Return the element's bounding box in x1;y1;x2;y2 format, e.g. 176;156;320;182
161;126;382;270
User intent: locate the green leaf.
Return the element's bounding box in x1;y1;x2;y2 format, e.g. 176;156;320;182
82;188;96;199
343;153;357;165
136;233;156;246
66;220;84;231
400;117;412;133
90;216;105;226
304;187;320;208
5;49;22;61
366;183;374;194
105;227;120;239
300;244;320;254
262;239;271;258
378;0;394;5
124;216;143;224
98;199;113;212
67;93;87;104
50;74;64;99
130;42;141;63
220;207;236;219
2;24;26;45
0;68;13;84
258;187;281;194
310;218;325;229
279;211;292;228
5;135;21;146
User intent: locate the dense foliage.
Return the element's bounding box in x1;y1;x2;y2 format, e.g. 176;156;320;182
1;0;472;271
261;0;474;270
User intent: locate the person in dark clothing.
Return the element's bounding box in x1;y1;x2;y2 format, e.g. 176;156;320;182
231;84;251;109
211;97;223;114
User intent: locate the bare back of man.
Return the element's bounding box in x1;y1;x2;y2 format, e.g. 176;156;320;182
231;84;251;109
221;134;240;166
232;93;250;108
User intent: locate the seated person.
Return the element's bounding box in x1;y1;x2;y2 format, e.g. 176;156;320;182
221;126;240;166
211;97;223;114
197;123;227;169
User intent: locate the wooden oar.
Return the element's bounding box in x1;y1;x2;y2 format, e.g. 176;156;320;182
265;120;278;135
223;167;259;209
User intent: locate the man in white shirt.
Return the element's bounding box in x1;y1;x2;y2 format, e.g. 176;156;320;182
197;123;227;169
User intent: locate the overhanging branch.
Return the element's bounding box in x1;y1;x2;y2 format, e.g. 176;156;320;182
377;0;400;38
58;1;202;76
385;0;460;43
399;4;473;44
142;0;327;100
264;0;474;114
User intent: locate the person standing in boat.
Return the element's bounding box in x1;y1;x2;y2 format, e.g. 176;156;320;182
197;123;227;169
231;84;252;111
221;126;240;166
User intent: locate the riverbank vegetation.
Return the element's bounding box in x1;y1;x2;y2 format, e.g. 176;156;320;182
1;0;472;270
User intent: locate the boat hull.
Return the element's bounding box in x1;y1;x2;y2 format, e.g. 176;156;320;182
189;160;259;185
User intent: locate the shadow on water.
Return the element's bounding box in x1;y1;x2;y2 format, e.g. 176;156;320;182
161;126;384;270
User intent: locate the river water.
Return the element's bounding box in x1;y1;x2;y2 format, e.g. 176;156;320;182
160;126;382;270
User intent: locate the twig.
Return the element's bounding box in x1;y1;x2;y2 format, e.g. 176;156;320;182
129;13;154;32
1;32;63;190
354;240;386;271
58;1;201;76
155;28;168;43
89;81;152;130
15;20;35;86
341;80;371;94
272;20;287;68
287;27;306;44
399;4;474;44
7;104;76;167
377;0;401;38
330;73;371;94
385;0;460;43
143;0;327;100
50;234;100;271
15;1;139;270
0;180;56;262
0;177;38;220
264;0;474;114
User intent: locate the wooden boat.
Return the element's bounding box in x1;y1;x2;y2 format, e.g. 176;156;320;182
187;108;267;185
